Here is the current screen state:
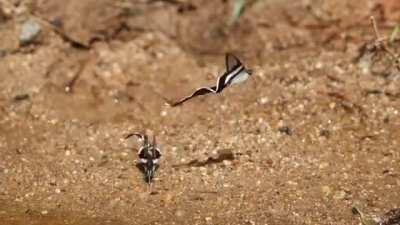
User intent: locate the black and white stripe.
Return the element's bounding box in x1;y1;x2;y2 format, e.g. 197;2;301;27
167;53;252;107
125;133;161;184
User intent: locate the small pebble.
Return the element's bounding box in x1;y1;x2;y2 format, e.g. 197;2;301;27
333;190;346;200
175;209;184;217
19;19;41;45
278;126;292;136
259;97;269;105
319;162;329;169
321;186;331;196
245;220;256;225
315;62;323;69
164;192;174;204
222;160;232;166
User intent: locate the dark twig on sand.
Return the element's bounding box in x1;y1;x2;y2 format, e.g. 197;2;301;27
369;16;400;70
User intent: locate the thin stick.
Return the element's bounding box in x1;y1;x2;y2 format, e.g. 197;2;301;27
65;58;88;93
370;16;399;66
370;16;381;40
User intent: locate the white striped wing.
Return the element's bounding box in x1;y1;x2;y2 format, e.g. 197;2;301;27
229;70;250;85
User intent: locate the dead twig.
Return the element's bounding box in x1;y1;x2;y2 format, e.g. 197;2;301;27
369;16;400;70
65;56;94;93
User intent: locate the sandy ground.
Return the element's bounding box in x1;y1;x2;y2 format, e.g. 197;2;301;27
1;0;400;224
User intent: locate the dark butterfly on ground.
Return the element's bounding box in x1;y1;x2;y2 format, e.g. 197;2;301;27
125;133;161;184
166;53;253;107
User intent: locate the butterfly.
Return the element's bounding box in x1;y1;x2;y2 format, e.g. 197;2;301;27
125;133;161;184
166;53;253;107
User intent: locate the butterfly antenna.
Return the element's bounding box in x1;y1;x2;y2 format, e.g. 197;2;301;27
153;135;157;148
124;132;146;141
124;133;137;139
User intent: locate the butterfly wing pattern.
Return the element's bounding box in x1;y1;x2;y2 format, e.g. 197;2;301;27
168;86;217;107
167;53;252;107
125;133;161;184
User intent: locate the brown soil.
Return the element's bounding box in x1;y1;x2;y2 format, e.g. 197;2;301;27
1;0;400;224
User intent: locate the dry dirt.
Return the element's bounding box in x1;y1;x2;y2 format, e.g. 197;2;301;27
1;0;400;224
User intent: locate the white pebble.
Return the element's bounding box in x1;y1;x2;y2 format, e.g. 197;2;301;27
259;97;269;105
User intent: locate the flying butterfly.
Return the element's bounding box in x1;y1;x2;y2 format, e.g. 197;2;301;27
166;53;253;107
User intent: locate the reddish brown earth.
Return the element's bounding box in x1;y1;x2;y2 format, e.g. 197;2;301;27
1;0;400;224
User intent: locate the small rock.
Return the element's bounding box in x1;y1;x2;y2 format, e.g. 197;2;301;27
319;129;330;138
19;19;41;46
315;62;323;69
333;190;346;200
175;209;184;217
278;126;292;136
41;210;48;215
245;220;256;225
222;160;232;166
199;167;207;176
321;186;331;196
319;162;329;169
164;192;174;204
258;96;269;105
